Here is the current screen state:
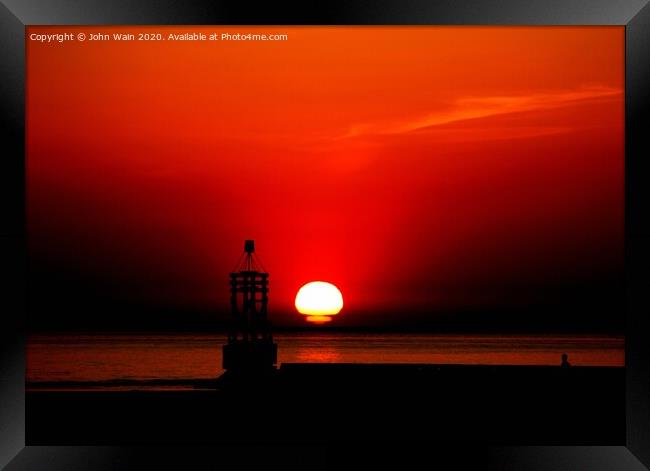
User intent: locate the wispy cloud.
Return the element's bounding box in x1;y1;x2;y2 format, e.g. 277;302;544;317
342;85;622;138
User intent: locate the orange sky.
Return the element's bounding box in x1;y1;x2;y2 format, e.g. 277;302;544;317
26;26;624;329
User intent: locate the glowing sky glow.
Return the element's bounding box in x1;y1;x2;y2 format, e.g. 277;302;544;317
26;26;624;330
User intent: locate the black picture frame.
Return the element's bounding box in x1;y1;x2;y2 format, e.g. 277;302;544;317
1;1;649;469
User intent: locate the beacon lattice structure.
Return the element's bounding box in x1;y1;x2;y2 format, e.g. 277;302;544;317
223;240;277;373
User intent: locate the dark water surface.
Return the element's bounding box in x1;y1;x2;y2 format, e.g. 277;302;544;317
26;332;624;390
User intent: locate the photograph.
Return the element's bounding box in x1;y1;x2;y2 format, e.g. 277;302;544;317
2;2;649;469
24;25;626;444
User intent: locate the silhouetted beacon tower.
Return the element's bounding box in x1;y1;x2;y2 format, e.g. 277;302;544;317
223;240;277;373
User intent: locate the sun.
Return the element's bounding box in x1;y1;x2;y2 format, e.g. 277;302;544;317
295;281;343;324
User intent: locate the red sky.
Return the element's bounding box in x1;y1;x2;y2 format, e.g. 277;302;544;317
27;26;624;328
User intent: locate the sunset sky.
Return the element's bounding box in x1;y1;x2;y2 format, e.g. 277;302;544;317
26;26;624;331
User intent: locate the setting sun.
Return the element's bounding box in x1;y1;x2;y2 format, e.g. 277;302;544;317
295;282;343;324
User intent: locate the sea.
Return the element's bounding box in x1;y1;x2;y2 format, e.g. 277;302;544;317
26;332;624;391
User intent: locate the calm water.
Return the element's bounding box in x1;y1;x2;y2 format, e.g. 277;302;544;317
26;332;624;390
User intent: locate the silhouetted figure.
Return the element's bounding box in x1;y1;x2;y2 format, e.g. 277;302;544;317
561;353;571;367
